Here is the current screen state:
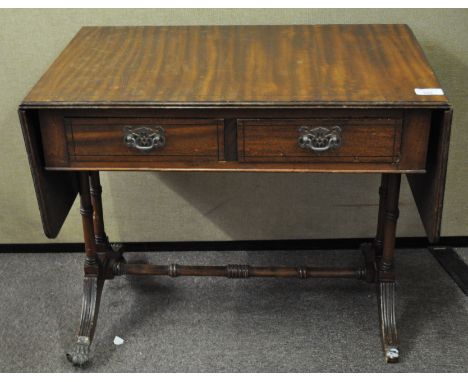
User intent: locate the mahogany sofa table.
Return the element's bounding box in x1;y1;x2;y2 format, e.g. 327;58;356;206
19;25;452;366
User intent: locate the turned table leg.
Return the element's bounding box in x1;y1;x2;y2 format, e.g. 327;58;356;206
89;172;109;251
66;172;105;367
360;174;389;283
89;171;125;262
374;174;389;259
377;173;401;363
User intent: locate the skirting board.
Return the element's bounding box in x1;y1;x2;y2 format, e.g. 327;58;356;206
0;236;467;253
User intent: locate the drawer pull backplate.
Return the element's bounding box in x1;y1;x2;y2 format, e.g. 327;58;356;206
298;126;342;153
124;126;166;152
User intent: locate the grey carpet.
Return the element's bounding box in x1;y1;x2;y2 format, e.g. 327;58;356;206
0;248;467;372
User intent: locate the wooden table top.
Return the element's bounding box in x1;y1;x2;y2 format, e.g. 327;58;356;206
22;24;448;108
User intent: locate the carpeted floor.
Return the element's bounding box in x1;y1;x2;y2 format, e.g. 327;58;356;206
0;248;467;372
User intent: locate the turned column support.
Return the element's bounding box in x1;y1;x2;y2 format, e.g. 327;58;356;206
380;174;401;273
78;172;99;270
89;171;125;266
376;173;401;363
67;172;105;366
374;174;389;258
89;171;109;251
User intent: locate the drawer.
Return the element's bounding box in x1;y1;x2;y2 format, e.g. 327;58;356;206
38;110;430;172
64;118;223;162
237;118;403;164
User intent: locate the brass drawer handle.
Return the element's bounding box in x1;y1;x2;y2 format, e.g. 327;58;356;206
298;126;342;153
124;126;166;152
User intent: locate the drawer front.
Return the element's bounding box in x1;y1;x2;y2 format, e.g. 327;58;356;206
237;118;403;163
65;118;223;162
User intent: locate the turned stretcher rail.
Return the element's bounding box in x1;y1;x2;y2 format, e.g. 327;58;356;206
114;263;366;279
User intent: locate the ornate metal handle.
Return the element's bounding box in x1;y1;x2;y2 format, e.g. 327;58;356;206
124;126;166;152
298;126;342;153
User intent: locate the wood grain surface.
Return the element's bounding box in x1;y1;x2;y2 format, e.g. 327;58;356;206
22;25;449;107
67;118;222;161
19;24;452;244
37;109;431;172
18;110;78;238
238;118;402;163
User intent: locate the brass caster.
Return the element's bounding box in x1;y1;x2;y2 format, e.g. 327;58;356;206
385;346;399;363
66;336;91;367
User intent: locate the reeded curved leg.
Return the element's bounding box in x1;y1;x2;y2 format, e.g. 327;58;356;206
67;274;104;366
378;281;399;363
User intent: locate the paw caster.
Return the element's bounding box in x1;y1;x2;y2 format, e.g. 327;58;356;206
385;346;399;363
66;336;91;367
